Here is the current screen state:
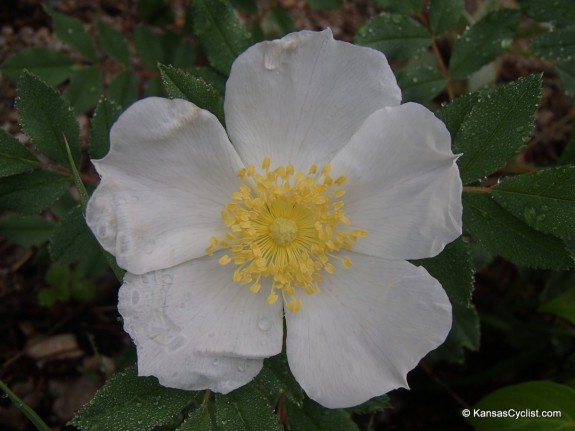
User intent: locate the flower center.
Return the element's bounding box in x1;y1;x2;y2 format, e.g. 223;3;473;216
269;217;298;246
206;157;367;313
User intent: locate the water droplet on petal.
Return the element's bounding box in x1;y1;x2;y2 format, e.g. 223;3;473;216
258;318;273;331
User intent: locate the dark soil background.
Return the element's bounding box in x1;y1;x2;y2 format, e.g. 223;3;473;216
1;1;573;430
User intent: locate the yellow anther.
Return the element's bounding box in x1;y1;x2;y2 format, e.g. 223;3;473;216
335;176;347;186
308;164;318;175
219;255;231;265
262;157;271;170
342;257;352;269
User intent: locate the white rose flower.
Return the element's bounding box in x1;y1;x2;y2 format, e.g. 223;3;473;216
86;29;462;409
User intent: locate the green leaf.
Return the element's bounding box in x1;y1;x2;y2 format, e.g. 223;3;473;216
557;58;575;97
517;0;575;27
188;67;227;96
286;398;357;431
436;91;479;150
44;5;97;63
559;123;575;165
71;366;195;431
449;9;519;79
463;192;574;269
416;238;473;306
192;0;252;75
0;128;39;177
531;26;575;62
396;63;445;102
539;288;575;325
305;0;343;11
65;67;102;114
49;206;101;265
215;385;282;431
178;406;214;430
453;75;542;184
433;302;480;363
469;381;575;430
354;13;430;60
0;214;53;246
372;0;421;15
1;47;74;85
492;166;575;240
17;71;80;166
159;64;225;126
89;97;122;159
0;170;69;214
108;71;139;108
145;76;165;97
170;38;196;70
97;20;131;66
253;353;305;407
134;24;165;69
429;0;464;36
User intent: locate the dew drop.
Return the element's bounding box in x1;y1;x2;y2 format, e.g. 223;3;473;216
257;318;273;331
213;358;220;366
237;363;246;373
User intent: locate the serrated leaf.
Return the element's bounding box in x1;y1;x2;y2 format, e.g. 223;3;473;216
0;128;39;177
463;192;574;269
415;238;473;306
531;26;575;62
71;366;195;431
188;67;227;96
65;67;102;114
97;20;131;66
372;0;420;15
89;97;122;159
492;166;575;240
429;0;464;36
517;0;575;27
49;206;101;265
396;64;445;102
305;0;343;11
449;9;519;79
286;398;357;431
253;353;305;407
557;59;575;97
436;92;479;150
134;24;164;69
469;381;575;430
0;170;69;214
108;71;139;108
178;406;214;430
354;12;430;59
0;214;53;246
159;64;225;126
192;0;252;75
1;47;74;85
539;288;575;325
215;385;282;431
17;71;80;166
454;75;542;184
433;302;480;364
44;5;97;63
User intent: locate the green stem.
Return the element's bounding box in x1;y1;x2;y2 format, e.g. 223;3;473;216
0;379;52;431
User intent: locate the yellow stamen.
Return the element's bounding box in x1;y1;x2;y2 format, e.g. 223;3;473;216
209;158;367;312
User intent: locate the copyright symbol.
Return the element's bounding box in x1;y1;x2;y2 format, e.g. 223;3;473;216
462;409;471;418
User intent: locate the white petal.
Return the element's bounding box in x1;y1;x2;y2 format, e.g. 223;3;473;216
285;255;452;408
118;253;283;363
225;29;401;170
86;97;244;275
330;103;462;260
